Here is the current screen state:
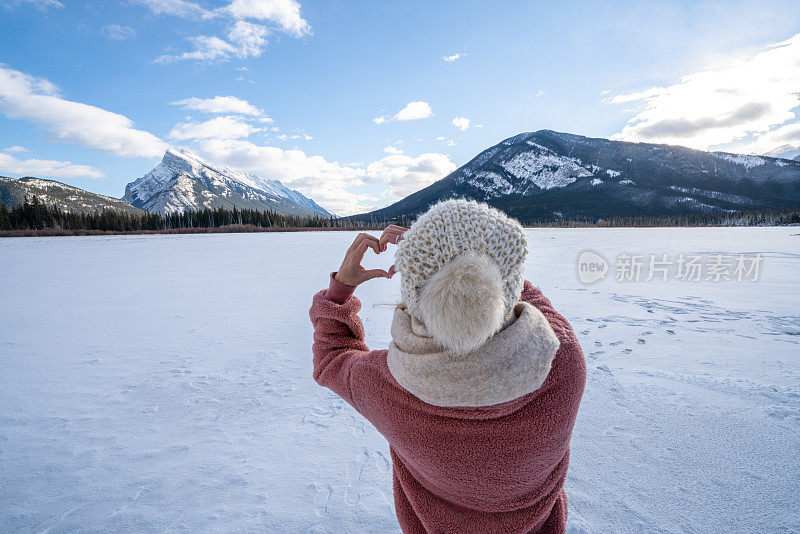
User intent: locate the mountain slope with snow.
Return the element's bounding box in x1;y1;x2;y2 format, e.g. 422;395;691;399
358;130;800;222
123;149;333;217
764;145;800;162
1;176;144;215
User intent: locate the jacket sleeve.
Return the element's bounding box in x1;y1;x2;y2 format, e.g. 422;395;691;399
308;274;370;408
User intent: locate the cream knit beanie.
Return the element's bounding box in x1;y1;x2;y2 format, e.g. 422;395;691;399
394;199;529;355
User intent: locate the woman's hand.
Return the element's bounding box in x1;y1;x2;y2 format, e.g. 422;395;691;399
334;226;408;287
335;232;392;287
379;224;407;250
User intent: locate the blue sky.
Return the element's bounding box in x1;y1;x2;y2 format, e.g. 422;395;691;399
1;0;799;214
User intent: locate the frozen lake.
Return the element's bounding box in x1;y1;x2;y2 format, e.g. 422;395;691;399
1;228;799;533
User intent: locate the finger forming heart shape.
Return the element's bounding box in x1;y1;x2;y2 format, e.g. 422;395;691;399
335;225;407;287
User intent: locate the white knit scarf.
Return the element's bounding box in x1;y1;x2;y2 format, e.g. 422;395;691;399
387;301;560;407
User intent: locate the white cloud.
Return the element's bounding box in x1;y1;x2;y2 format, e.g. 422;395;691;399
147;0;310;63
445;140;456;146
102;24;137;41
383;146;403;154
365;152;456;198
154;36;227;63
2;145;27;153
192;138;454;215
155;22;270;63
750;122;800;153
172;95;263;116
227;20;269;56
0;65;167;158
434;136;445;141
374;101;433;124
196;138;367;213
396;101;433;121
1;0;63;9
133;0;208;18
168;116;258;140
452;116;470;131
443;53;464;62
607;32;800;152
225;0;310;36
0;153;104;179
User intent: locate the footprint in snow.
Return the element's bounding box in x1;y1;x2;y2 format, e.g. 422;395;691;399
375;450;392;472
637;339;646;344
308;481;334;517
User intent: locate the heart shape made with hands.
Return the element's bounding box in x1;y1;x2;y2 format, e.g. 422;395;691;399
360;241;396;272
335;225;407;287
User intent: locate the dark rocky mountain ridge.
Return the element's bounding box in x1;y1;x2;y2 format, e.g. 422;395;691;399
356;130;800;223
0;176;144;215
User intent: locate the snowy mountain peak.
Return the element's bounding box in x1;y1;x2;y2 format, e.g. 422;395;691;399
123;149;333;217
362;129;800;222
455;133;594;197
764;145;800;162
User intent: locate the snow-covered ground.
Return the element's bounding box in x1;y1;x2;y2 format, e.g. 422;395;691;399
1;228;798;533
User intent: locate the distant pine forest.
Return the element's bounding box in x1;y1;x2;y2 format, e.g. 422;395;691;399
1;195;799;237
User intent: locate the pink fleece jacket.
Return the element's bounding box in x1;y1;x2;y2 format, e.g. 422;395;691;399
309;275;586;533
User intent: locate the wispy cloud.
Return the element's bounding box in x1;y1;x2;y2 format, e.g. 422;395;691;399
155;21;270;63
0;65;166;158
374;101;433;124
144;0;310;63
2;145;27;153
225;0;311;36
167;116;259;140
102;24;136;41
443;53;464;62
607;32;800;153
132;0;208;18
0;0;63;10
0;153;104;179
171;95;263;116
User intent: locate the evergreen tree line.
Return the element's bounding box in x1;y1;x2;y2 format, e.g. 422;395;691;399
1;195;798;234
0;196;344;233
343;209;800;228
520;209;800;228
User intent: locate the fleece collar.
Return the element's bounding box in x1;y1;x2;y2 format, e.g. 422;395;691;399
387;301;560;408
